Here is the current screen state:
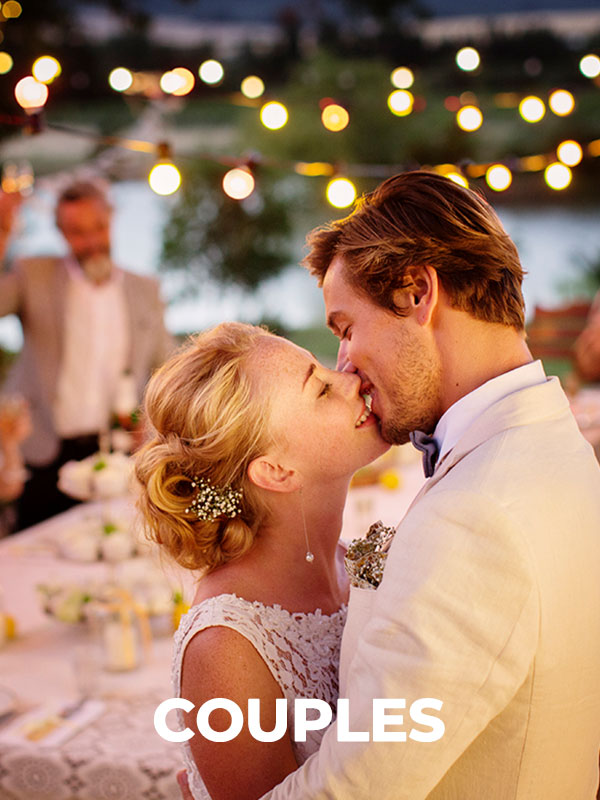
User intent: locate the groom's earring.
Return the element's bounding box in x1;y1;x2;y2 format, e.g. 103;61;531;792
299;488;314;563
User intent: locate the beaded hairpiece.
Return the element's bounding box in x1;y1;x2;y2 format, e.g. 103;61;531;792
185;476;243;522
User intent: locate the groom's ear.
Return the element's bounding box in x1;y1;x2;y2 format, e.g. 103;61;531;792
392;265;438;326
247;456;301;494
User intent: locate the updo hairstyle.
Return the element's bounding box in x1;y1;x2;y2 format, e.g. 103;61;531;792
135;322;277;573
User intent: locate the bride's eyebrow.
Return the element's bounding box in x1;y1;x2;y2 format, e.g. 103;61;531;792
303;363;316;389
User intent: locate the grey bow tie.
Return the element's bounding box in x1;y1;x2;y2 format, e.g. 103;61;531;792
410;430;439;478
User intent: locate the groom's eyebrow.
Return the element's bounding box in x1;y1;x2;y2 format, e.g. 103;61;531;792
303;363;316;388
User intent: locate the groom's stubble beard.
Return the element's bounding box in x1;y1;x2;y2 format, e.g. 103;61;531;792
379;333;442;446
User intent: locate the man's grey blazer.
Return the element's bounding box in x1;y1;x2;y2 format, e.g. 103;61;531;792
0;256;175;465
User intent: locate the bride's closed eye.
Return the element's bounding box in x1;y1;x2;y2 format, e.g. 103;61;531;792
319;382;332;397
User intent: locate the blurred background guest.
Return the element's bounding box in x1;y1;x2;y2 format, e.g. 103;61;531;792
0;179;175;530
0;394;31;536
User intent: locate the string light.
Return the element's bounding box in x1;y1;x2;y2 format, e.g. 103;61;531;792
32;56;61;84
446;172;468;188
109;68;133;92
456;47;480;72
548;89;574;116
326;177;356;208
388;90;414;116
456;105;483;131
260;101;288;130
321;103;349;131
241;76;265;99
519;96;545;123
485;164;512;191
160;67;195;96
2;1;22;18
14;77;49;112
579;54;600;79
544;162;572;190
148;142;181;196
6;51;600;201
390;67;414;89
149;163;181;195
0;52;13;74
222;167;255;200
199;59;224;85
556;140;583;167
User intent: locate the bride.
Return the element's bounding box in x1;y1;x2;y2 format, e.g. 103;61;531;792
135;322;388;800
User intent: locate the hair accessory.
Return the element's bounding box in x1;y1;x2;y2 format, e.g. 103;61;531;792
185;476;243;522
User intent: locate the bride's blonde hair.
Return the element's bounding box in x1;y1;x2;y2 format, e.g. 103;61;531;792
135;322;277;573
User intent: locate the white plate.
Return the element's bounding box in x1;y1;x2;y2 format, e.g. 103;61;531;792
0;686;16;719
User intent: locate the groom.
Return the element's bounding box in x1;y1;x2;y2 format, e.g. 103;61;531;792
183;172;600;798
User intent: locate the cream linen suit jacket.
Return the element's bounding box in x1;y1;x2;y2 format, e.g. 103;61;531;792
0;257;175;465
263;376;600;799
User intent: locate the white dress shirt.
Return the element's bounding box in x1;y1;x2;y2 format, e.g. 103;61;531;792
53;260;129;437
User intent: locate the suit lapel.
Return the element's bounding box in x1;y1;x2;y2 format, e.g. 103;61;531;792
53;258;68;355
400;377;571;520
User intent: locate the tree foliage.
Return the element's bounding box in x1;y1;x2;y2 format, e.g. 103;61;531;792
160;162;294;292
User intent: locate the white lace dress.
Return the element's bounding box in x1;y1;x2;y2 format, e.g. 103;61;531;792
172;593;347;800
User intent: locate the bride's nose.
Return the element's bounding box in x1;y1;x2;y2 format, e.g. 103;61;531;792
333;368;361;400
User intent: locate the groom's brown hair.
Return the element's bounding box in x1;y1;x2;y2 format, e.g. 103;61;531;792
304;170;526;330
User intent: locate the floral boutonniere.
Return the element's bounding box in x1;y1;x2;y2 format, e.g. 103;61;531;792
344;521;397;590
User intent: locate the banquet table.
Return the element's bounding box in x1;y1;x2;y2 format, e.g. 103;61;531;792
0;452;426;800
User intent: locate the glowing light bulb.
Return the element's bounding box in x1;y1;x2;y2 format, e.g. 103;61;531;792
148;163;182;196
0;52;13;74
579;54;600;79
109;68;133;92
519;96;545;123
456;47;480;71
222;168;255;200
160;67;194;96
548;89;574;116
2;1;22;18
485;165;512;191
544;162;572;191
14;76;49;111
199;59;224;85
32;56;61;84
387;90;414;116
241;76;265;99
456;105;483;131
321;104;349;132
391;67;414;89
161;71;180;94
446;172;468;188
260;101;288;130
326;178;356;208
556;140;583;167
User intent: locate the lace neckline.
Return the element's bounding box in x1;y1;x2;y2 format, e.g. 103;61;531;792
183;591;348;625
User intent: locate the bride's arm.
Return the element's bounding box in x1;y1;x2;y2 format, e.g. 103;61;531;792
181;625;299;800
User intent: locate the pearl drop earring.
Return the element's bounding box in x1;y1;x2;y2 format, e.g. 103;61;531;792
299;488;314;563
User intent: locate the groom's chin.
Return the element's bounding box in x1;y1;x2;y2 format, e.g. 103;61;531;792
380;420;411;447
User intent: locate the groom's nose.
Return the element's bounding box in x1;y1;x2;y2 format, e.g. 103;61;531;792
336;339;355;373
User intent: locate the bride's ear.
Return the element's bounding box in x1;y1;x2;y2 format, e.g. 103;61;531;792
247;456;301;494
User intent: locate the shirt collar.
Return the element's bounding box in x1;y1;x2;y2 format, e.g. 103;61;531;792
433;360;547;463
64;256;122;285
